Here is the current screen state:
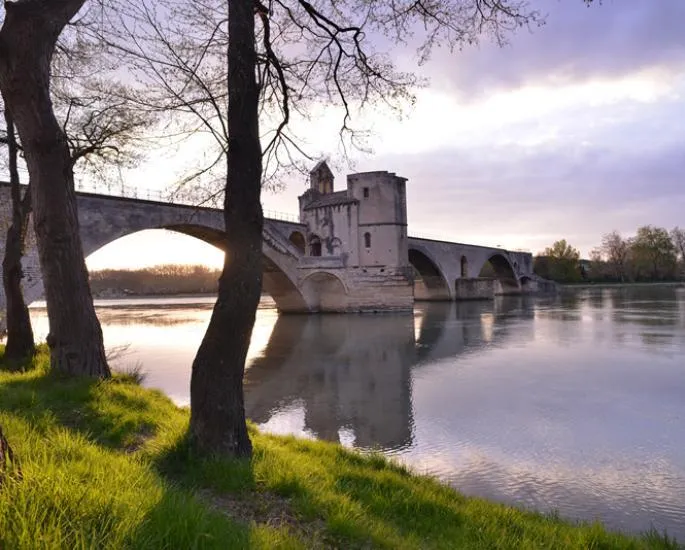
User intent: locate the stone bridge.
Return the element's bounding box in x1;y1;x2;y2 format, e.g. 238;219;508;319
0;187;314;315
0;178;550;319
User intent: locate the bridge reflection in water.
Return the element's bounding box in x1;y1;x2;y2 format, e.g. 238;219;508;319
243;297;536;452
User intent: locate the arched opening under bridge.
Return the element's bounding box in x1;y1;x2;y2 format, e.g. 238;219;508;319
299;271;347;312
83;226;309;312
478;253;521;295
408;248;450;301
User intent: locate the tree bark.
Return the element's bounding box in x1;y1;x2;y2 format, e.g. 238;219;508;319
189;0;261;457
1;106;35;362
0;0;110;378
0;424;21;485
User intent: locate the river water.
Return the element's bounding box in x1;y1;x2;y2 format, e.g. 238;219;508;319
27;286;685;540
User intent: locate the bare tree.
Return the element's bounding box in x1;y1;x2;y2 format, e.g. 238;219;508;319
52;37;151;180
669;227;685;279
0;17;152;366
587;247;607;281
0;0;111;377
0;423;21;485
671;227;685;261
600;231;630;282
0;106;34;361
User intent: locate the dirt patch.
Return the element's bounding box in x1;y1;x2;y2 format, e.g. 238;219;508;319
124;425;156;453
199;488;332;547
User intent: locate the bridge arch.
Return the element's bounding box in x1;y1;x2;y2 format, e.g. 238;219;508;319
478;253;521;294
82;222;309;313
299;271;348;312
408;247;450;301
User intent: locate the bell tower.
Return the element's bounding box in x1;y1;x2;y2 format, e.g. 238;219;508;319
309;160;334;194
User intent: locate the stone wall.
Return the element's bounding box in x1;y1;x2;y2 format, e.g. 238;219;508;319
454;278;502;300
301;202;360;265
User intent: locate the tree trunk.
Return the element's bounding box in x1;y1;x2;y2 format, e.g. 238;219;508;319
189;0;261;457
0;0;110;378
1;106;35;362
0;424;21;485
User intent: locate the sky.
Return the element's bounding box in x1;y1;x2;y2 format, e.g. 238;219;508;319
86;0;685;270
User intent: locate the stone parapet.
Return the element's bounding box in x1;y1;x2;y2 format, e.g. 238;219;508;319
298;256;345;269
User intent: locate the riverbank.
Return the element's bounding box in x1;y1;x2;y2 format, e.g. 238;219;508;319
562;281;685;290
0;348;679;549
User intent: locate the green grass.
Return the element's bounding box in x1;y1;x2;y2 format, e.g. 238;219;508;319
0;346;681;549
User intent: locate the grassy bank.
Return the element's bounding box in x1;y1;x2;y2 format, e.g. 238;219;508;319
0;348;679;549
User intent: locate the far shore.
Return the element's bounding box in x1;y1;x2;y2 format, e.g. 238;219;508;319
92;290;218;299
562;281;685;290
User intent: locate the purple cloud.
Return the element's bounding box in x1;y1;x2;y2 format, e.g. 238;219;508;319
412;0;685;98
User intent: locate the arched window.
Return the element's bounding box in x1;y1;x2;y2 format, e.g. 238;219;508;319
461;255;468;277
364;232;371;248
310;235;322;257
289;231;305;253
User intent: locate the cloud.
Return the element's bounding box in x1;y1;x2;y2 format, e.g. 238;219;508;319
263;82;685;258
412;0;685;99
358;136;685;256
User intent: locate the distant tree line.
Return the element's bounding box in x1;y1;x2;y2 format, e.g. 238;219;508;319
89;265;222;297
535;226;685;284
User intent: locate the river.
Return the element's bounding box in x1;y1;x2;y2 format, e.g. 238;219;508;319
26;286;685;540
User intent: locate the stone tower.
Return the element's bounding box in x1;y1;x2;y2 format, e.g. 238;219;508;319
296;161;413;312
347;171;409;269
309;160;334;194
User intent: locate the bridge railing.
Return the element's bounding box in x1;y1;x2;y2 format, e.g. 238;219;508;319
74;181;301;223
263;210;300;223
408;231;452;243
75;180;178;203
408;232;533;255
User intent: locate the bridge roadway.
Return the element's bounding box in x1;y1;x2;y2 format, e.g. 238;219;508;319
0;185;544;318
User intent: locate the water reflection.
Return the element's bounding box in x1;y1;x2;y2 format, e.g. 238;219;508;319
415;297;535;364
245;314;415;451
244;298;538;452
